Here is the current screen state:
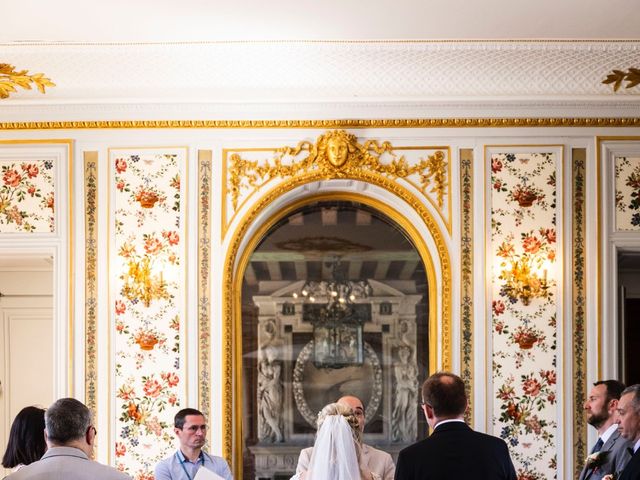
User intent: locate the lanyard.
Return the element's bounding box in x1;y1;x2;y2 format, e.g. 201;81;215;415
176;452;204;480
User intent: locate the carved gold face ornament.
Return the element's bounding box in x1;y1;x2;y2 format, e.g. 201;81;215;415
326;136;349;168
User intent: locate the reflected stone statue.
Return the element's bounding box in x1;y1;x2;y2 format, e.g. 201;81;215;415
391;346;418;443
258;319;284;443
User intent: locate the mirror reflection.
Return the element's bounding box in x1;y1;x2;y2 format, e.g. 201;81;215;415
241;200;429;479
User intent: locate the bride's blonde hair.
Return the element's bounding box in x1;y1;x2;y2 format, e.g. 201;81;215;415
316;402;362;446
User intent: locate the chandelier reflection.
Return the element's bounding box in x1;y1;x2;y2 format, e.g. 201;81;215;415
293;257;372;369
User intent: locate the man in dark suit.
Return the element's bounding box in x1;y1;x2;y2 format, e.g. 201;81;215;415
394;372;516;480
579;380;632;480
617;384;640;480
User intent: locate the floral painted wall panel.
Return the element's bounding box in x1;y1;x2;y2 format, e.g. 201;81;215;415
490;151;559;480
110;149;187;480
615;156;640;230
0;158;55;232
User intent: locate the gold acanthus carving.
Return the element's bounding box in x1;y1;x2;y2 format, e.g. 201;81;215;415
0;63;55;99
228;129;448;211
603;68;640;92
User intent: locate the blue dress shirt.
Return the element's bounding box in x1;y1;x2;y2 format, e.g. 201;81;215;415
154;450;232;480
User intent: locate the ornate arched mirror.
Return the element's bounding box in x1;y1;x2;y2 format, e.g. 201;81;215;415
240;198;430;479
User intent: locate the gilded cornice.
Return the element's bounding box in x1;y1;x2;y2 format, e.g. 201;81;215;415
1;118;640;130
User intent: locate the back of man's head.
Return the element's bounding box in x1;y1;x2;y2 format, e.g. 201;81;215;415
594;379;626;402
46;398;92;445
174;408;204;429
421;372;467;418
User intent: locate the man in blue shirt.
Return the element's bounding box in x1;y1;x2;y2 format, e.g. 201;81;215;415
155;408;232;480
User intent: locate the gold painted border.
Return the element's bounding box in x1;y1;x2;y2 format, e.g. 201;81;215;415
83;152;98;421
460;148;474;424
595;136;640;379
223;173;452;477
572;148;587;480
0;138;74;394
197;150;212;435
1;117;640;131
221;144;453;240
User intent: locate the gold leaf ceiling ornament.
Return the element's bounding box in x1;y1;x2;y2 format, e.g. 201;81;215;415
602;67;640;92
228;129;448;212
0;63;56;99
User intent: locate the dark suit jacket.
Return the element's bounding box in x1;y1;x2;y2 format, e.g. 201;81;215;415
394;421;517;480
579;430;633;480
619;448;640;480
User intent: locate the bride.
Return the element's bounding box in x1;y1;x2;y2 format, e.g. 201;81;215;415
305;402;379;480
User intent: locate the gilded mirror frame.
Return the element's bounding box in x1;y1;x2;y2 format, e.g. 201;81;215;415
223;168;452;478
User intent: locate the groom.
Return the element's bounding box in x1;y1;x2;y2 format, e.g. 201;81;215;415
394;372;516;480
290;395;395;480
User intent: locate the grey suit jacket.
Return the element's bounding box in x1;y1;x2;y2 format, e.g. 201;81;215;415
579;430;633;480
5;447;132;480
291;443;395;480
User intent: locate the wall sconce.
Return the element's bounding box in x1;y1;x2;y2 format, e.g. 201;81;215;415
499;256;551;306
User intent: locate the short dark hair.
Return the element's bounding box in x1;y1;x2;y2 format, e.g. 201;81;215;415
1;406;46;468
594;380;626;402
175;408;204;429
45;398;92;445
421;372;467;418
621;384;640;413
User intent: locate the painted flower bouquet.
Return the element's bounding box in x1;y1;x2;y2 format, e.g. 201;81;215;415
133;185;165;209
508;183;544;208
511;325;545;350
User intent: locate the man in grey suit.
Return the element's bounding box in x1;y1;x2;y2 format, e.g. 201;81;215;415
7;398;131;480
291;395;395;480
579;380;633;480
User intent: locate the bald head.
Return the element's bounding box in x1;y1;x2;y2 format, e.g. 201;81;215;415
337;395;365;433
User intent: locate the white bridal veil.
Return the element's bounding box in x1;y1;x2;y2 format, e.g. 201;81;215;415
307;414;361;480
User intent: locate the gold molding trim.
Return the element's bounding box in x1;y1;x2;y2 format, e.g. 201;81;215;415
222;131;451;238
83;152;98;422
603;68;640;92
223;177;452;477
1;118;640;130
0;63;55;99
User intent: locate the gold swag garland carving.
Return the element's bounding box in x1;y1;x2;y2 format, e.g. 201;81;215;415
228;129;448;210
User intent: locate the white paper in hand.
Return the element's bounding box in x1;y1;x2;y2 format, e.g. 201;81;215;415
193;467;224;480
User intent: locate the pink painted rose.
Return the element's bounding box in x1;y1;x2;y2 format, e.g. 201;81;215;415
115;300;126;315
27;185;37;196
493;179;503;191
116;180;125;191
115;320;125;333
162;230;179;245
541;369;556;384
3;169;22;187
539;228;556;244
115;158;127;174
168;393;178;406
144;237;163;255
21;163;39;178
7;206;23;225
45;194;55;212
492;300;506;316
491;158;503;173
161;372;179;387
522;378;542;397
522;235;542;254
143;378;163;398
115;442;126;457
